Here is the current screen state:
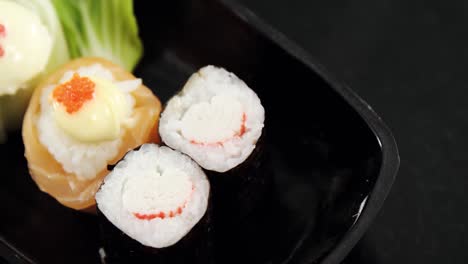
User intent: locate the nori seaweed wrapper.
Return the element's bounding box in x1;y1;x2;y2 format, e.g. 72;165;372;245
207;132;272;225
207;133;279;263
97;196;214;264
100;152;214;264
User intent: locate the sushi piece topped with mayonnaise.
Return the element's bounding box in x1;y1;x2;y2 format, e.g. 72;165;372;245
22;57;162;210
0;0;52;95
50;72;131;142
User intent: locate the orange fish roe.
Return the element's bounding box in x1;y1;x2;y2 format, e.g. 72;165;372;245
190;112;247;146
52;73;95;114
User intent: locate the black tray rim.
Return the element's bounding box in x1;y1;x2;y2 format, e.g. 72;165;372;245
220;0;400;263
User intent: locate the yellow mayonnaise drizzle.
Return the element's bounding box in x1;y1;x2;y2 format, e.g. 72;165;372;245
51;76;129;142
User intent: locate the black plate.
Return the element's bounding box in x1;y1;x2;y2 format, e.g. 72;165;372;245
0;0;399;263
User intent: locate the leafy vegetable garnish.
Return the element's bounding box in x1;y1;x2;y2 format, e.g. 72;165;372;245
51;0;143;71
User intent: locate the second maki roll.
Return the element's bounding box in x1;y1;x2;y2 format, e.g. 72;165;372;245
159;65;264;173
96;144;212;263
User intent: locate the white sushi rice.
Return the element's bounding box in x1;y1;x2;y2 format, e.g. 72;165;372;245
95;144;210;248
159;65;265;172
36;64;140;180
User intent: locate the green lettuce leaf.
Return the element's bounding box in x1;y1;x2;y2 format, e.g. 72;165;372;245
51;0;143;71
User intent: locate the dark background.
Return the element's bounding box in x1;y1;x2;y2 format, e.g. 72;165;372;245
237;0;468;263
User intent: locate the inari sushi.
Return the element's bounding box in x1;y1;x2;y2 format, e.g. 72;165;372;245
96;144;212;264
22;57;162;210
159;65;270;223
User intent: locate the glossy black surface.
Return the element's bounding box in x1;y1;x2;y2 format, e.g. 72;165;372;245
0;0;397;263
238;0;468;263
98;204;215;264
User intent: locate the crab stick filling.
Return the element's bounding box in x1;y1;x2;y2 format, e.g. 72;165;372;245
181;95;247;146
122;168;194;220
50;73;129;142
0;1;52;95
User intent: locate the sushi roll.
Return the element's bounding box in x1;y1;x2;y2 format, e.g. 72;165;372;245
159;66;270;223
96;144;212;263
159;65;264;173
22;57;162;210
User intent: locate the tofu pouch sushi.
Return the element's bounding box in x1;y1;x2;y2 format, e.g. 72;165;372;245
96;144;212;263
22;57;162;210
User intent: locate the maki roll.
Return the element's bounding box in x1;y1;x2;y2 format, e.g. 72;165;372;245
22;57;162;210
96;144;212;263
159;65;264;173
159;66;270;223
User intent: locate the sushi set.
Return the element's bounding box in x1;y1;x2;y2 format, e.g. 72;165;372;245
0;0;399;264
